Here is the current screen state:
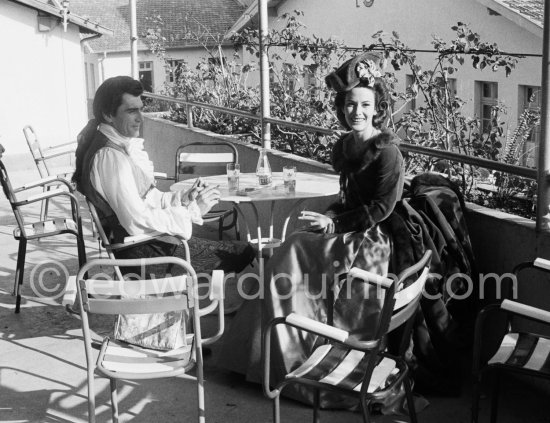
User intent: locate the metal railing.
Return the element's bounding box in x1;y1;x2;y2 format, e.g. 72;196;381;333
144;91;538;180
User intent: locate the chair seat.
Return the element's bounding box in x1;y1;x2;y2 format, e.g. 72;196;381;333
13;218;79;239
488;332;550;375
97;338;195;380
286;343;398;394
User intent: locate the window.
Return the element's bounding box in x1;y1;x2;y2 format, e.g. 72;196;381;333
436;77;457;103
476;81;498;133
166;59;184;83
139;61;153;92
304;64;318;90
282;63;297;92
519;85;541;167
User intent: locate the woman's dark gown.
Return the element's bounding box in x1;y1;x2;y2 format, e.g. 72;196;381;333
217;130;477;407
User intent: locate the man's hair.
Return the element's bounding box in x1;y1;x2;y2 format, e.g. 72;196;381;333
93;76;144;122
334;78;390;130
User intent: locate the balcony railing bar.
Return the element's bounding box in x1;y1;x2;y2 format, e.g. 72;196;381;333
143;92;538;180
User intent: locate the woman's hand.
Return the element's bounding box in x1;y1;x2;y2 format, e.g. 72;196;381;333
195;184;220;215
298;211;333;232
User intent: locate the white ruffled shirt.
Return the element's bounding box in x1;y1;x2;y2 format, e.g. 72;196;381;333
90;124;202;239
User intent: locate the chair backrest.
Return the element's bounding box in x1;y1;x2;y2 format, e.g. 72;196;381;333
77;257;196;316
389;250;432;333
347;250;432;349
0;160;27;234
76;257;201;364
175;141;238;182
86;199;127;281
23;125;49;178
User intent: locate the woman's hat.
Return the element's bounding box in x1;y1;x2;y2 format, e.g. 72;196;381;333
325;52;383;93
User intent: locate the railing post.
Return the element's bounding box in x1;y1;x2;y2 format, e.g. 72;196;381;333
537;0;550;232
186;104;194;128
258;0;271;149
129;0;138;80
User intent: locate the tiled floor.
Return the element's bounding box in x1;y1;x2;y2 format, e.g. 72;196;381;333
0;166;548;422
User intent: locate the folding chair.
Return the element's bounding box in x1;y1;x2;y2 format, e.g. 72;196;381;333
471;257;550;423
263;250;432;423
75;257;226;423
23;124;77;221
86;199;190;281
175;141;240;240
0;158;86;313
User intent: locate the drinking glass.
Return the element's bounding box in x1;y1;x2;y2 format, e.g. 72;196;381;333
283;166;296;194
227;163;240;192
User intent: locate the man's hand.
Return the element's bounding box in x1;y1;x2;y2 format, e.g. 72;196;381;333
196;184;220;215
181;177;206;206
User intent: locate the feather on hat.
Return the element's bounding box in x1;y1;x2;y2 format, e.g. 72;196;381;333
325;52;383;93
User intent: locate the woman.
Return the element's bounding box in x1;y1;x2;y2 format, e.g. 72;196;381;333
217;52;406;406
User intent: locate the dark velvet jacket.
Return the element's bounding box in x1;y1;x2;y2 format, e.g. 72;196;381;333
327;129;403;233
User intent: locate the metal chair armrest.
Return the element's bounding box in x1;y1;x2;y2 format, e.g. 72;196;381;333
200;270;226;345
285;313;349;343
534;257;550;271
501;299;550;324
153;172;175;181
14;189;80;218
14;175;73;192
62;275;77;307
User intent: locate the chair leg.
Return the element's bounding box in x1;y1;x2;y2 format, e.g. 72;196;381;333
196;353;206;423
490;372;500;423
110;378;119;423
273;395;281;423
76;220;87;267
312;388;320;423
14;239;27;314
359;398;371;423
471;372;482;423
87;369;96;423
403;376;418;423
234;209;240;240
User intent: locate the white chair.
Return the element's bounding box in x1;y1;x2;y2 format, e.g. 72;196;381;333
72;257;225;423
263;250;432;423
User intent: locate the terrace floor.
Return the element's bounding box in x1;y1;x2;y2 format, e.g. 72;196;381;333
0;164;548;422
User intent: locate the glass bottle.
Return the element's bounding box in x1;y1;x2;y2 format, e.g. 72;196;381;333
256;148;272;187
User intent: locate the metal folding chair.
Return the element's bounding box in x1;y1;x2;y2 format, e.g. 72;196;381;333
472;257;550;423
175;141;240;240
74;257;225;423
263;250;432;423
0;157;86;313
23;124;77;221
85;199;190;281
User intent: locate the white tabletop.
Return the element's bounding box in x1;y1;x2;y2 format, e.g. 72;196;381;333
171;172;340;203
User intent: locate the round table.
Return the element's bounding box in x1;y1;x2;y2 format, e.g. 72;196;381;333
171;171;339;252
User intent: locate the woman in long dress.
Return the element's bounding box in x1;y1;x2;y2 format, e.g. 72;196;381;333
218;52;405;406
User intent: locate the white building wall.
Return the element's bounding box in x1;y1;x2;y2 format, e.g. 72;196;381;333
93;46;236;94
272;0;542;125
0;1;89;155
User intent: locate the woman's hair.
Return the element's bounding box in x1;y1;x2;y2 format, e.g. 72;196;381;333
334;78;390;130
73;76;143;190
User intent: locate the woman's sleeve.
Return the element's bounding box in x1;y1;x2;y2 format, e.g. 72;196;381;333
329;145;403;233
91;148;202;239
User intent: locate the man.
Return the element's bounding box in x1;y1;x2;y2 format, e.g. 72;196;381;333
73;76;254;277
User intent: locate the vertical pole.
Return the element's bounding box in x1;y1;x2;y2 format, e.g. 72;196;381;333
130;0;139;80
258;0;271;149
537;0;550;232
